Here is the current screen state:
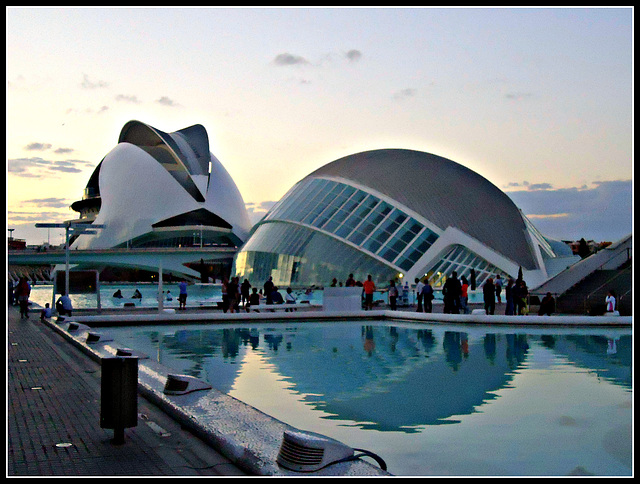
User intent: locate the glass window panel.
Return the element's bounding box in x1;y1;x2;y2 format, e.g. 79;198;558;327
381;247;400;262
363;237;383;253
315;205;339;229
347;201;388;244
348;230;367;246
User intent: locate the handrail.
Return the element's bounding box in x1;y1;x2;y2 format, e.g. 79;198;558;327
585;265;632;302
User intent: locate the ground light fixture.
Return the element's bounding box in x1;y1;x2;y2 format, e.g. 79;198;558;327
277;429;387;473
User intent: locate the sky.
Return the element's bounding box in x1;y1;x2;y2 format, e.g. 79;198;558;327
7;7;633;246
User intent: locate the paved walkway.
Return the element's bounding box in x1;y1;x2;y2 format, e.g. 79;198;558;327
7;304;246;476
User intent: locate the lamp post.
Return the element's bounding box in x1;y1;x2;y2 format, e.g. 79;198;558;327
35;222;104;296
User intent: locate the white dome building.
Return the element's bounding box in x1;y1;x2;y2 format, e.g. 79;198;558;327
233;149;578;289
65;120;251;280
72;120;251;251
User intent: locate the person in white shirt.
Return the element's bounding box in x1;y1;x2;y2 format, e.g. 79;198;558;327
56;293;73;316
605;290;616;313
40;303;53;321
285;287;296;312
414;278;425;312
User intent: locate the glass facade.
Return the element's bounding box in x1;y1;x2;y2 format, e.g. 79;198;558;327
265;178;439;271
425;245;503;289
234;177;513;288
234;222;397;287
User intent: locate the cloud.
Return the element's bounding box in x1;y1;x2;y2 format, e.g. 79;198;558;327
505;92;534;101
345;49;362;63
64;105;110;116
24;142;53;151
246;200;278;226
8;210;71;224
156;96;180;107
272;53;310;66
23;143;75;155
506;180;632;242
115;94;142;104
393;88;417;100
503;181;557;191
527;182;554;191
80;73;109;89
21;198;70;209
8;157;94;178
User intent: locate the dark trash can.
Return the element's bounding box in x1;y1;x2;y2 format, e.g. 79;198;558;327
100;356;138;444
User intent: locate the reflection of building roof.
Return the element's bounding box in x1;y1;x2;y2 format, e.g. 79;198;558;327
308;149;535;269
246;325;523;432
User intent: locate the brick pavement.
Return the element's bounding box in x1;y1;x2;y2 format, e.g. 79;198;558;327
7;304;246;476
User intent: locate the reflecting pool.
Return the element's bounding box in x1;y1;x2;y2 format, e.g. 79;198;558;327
106;322;632;476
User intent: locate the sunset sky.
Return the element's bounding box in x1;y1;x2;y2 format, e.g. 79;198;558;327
7;7;633;246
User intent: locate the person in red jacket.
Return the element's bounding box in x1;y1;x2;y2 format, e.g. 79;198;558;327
15;277;31;319
363;275;376;310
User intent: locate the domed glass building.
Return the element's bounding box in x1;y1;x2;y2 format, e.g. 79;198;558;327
233;149;576;289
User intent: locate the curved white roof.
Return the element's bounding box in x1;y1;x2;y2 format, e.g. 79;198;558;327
73;121;251;250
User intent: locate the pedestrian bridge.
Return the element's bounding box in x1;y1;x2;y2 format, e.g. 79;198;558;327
8;246;237;280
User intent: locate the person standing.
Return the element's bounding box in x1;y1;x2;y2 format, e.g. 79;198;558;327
460;276;469;314
240;279;251;308
264;277;274;305
220;277;229;312
15;277;31;319
178;280;188;309
363;275;376;310
415;277;424;312
421;280;434;313
605;290;617;313
495;275;503;304
516;279;529;315
443;271;461;314
227;277;239;313
505;279;515;315
345;274;356;287
483;277;495;315
388;280;398;310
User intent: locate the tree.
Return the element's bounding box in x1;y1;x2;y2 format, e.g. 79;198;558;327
577;238;591;259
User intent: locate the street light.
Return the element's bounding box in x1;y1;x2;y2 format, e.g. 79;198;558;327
35;222;105;296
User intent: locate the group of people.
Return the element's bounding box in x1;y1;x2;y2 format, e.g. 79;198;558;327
438;271;532;316
219;277;299;313
330;273;378;310
10;276;74;320
111;288;142;299
8;270;622;320
482;275;530;316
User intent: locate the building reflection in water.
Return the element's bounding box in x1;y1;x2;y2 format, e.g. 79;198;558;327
111;323;631;434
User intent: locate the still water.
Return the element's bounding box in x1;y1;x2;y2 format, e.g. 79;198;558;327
105;321;632;476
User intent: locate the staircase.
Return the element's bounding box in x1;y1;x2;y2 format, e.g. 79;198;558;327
556;260;632;315
530;235;632;316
